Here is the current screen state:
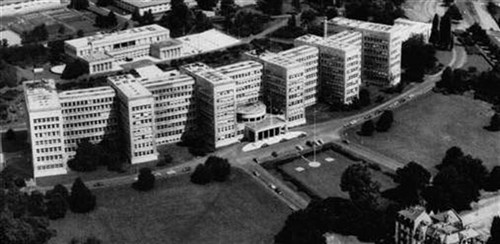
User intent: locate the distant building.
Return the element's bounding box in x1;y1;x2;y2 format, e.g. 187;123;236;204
0;0;68;17
295;31;362;105
396;206;485;244
64;26;240;75
114;0;197;15
393;18;432;43
327;17;403;87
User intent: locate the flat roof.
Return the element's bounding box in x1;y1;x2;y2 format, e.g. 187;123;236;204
279;45;318;58
58;86;115;99
328;17;402;34
197;70;234;85
246;114;286;131
81;52;114;62
177;29;240;55
151;39;182;48
134;65;165;78
141;71;194;89
117;0;196;8
65;24;169;49
261;53;303;68
23;79;60;112
107;74;152;99
181;62;212;74
215;61;262;75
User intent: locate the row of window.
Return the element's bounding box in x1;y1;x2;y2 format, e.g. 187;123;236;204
134;150;155;157
61;97;113;108
62;104;113;114
132;104;152;111
151;84;194;95
37;163;64;171
35;138;61;146
36;146;62;154
34;124;59;130
34;117;59;124
34;131;60;138
36;154;63;162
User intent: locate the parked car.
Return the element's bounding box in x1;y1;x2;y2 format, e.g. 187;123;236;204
93;182;104;187
269;184;277;190
295;145;304;151
253;171;260;177
342;139;350;144
166;170;176;175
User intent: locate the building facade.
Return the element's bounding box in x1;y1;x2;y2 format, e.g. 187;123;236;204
114;0;197;15
327;17;403;87
245;51;307;128
295;31;362;105
107;75;158;165
278;45;319;107
396;206;485;244
137;67;197;145
393;18;432;43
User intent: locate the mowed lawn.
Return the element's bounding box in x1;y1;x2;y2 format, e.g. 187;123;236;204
347;93;500;170
49;170;291;244
280;149;395;199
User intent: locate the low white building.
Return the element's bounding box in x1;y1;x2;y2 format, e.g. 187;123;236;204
114;0;197;15
393;18;432;43
0;0;68;17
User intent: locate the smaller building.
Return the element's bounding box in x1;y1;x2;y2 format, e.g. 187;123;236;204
395;206;485;244
393;18;432;43
114;0;197;15
150;39;183;60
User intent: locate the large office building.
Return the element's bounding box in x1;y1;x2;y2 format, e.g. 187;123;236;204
395;206;484;244
134;66;197;145
295;31;362;105
114;0;197;15
327;17;403;87
278;45;319;107
245;51;307;128
107;75;158;164
24;80;67;178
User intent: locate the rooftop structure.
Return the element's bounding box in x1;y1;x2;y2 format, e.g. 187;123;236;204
65;25;170;53
328;17;403;34
107;74;153;100
23;79;61;112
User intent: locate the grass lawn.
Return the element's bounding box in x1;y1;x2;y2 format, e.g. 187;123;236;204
280;149;396;199
49;169;291;244
435;49;453;66
462;54;492;73
347;92;500;171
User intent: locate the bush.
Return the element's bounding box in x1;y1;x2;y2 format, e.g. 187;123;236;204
376;110;394;132
190;156;231;184
132;167;155;191
272;151;278;157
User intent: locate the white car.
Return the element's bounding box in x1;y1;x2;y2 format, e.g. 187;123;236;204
295;145;304;151
166;170;176;175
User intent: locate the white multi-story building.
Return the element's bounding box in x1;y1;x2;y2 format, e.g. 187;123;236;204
23;80;66;178
245;51;307;128
327;17;403;87
114;0;197;15
295;31;362;105
59;86;118;160
134;66;197;145
278;45;319;107
107;75;158;164
65;24;171;61
215;61;263;107
181;63;238;149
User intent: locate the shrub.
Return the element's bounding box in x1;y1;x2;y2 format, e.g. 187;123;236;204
69;178;96;213
132;167;155;191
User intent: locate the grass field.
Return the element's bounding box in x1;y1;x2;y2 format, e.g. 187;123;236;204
462;54;492;73
347;93;500;171
280;149;396;199
48;169;291;244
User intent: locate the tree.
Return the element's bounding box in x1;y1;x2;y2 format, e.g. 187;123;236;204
196;0;218;10
446;4;462;20
487;113;500;131
77;29;85;37
69;0;89;10
359;88;371;107
436;66;453;89
45;192;68;220
58;25;66;35
376;110;394;132
27;191;46;217
5;128;15;141
429;14;441;46
107;11;118;28
292;0;301;12
360;120;375;136
257;0;283;15
0;60;18;88
485;166;500;191
61;59;88;80
67;139;99;171
438;146;464;169
220;0;236;17
0;212;55;244
132;167;155;191
439;14;452;50
488;216;500;244
158;0;195;37
205;156;231;182
301;9;317;30
402;35;437;82
132;9;142;23
393;161;430;205
190;164;212;184
340;163;381;210
69;178;96;213
443;0;454;6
